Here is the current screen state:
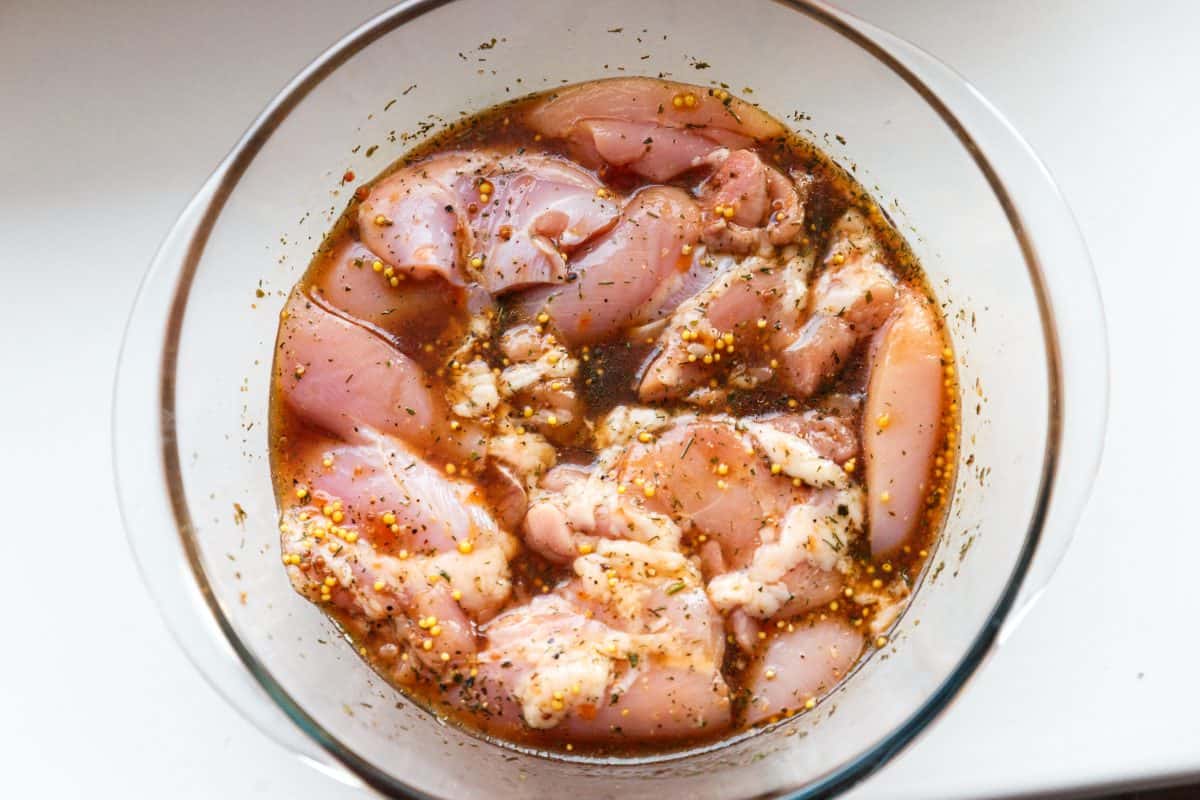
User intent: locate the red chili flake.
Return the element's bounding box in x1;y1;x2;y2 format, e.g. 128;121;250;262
342;169;356;183
354;185;370;201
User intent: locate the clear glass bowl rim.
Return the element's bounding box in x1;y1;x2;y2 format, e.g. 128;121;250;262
114;1;1109;797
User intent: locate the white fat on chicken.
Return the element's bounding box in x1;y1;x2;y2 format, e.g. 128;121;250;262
515;630;616;728
486;423;558;486
448;358;501;418
478;540;716;730
524;456;684;560
480;593;623;729
741;419;849;488
574;540;696;632
484;410;559;484
280;506;516;620
420;546;514;616
498;358;567;395
707;487;863;618
850;580;911;635
594;405;674;449
498;324;579;396
444;311;501;418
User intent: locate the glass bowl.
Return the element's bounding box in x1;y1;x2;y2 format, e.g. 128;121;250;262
113;1;1108;797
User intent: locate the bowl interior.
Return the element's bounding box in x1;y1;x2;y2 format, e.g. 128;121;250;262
168;0;1049;796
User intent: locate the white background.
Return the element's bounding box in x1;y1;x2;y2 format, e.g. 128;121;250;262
2;1;1197;797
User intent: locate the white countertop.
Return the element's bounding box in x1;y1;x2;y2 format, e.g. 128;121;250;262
3;1;1197;797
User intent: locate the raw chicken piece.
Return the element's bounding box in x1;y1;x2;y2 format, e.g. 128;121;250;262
776;210;899;397
618;418;798;556
696;148;807;254
463;154;620;293
282;517;479;671
358;153;477;285
525;78;784;181
522;461;682;564
453;540;731;740
358;151;618;292
279;432;517;670
638;250;812;403
297;433;500;556
617;416;852;623
274;292;483;462
524;407;835;563
705;487;861;620
523;187;701;345
863;293;944;556
306;237;467;356
743;619;864;725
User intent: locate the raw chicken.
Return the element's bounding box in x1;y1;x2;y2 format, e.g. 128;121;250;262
275;292;484;463
271;77;955;748
522;459;682;564
696;148;807;254
617;416;855;624
638;250;812;403
307;237;467;356
705;486;862;620
467;154;621;293
525;78;784;181
775;209;899;397
743;619;864;725
358;151;619;291
863;293;945;556
279;432;518;671
453;540;731;740
357;152;475;285
522;187;701;345
752;408;860;466
618;418;800;553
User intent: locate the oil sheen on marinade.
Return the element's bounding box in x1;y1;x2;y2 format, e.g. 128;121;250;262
269;78;957;755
